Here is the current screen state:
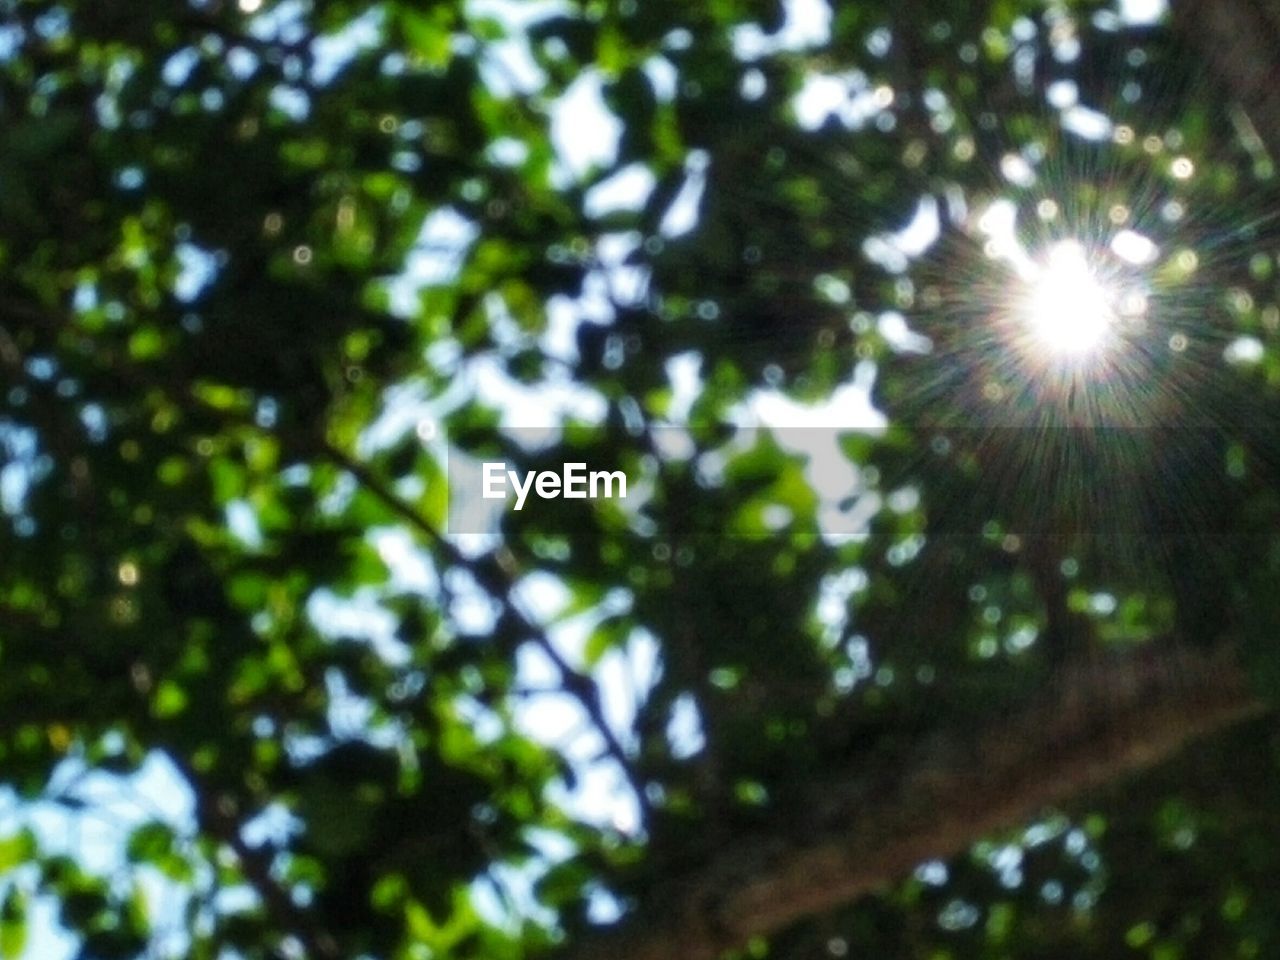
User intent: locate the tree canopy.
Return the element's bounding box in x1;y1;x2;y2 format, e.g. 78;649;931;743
2;0;1280;958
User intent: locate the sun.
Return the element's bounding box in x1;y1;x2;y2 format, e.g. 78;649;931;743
1020;240;1117;358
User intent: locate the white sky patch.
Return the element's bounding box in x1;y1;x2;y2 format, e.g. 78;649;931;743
551;72;622;180
7;751;198;960
524;624;652;837
482;291;531;353
879;311;932;353
470;825;576;931
525;585;631;674
227;46;259;79
816;566;867;646
745;391;850;433
513;639;642;835
466;354;609;427
642;55;678;101
307;587;408;664
241;801;300;849
660;150;709;237
469;0;570;28
542;295;585;363
733;0;832;60
174;243;218;301
443;567;502;635
894;197;941;255
1062;104;1113;140
741;67;768;100
586;888;625;924
727;363;886;536
1000;153;1037;188
247;0;309;45
34;755;194;869
598;231;640;266
477;32;547;96
793;72;850;128
546;750;641;834
596;230;648;304
472;865;554;935
388;207;479;316
862;196;940;273
512;657;585;742
1119;0;1167;24
744;363;884;434
318;470;357;517
465;0;570;105
512;570;574;623
268;84;310;120
1047;79;1078;109
487;136;529;166
595;628;657;752
584;163;657;218
845;85;894;128
372;527;438;593
978;198;1037;277
161;47;199;87
862;235;908;274
792;71;893;131
538;272;620;365
0;25;23;63
1224;335;1265;365
0;464;26;516
358;380;433;454
979;197;1019;241
943;183;969;226
468;0;565;92
1110;228;1160;265
309;8;383;85
664;351;704;424
506;590;647;772
666;693;706;759
325;669;378;737
225;499;264;549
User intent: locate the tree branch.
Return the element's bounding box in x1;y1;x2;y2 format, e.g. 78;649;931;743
167;753;342;960
563;645;1267;960
322;442;652;821
1171;0;1280;162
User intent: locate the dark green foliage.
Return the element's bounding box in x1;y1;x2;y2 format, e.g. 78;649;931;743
1;0;1280;959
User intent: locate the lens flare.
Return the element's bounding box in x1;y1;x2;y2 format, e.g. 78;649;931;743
1021;240;1116;358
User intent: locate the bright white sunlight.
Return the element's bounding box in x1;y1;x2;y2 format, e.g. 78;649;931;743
1021;240;1118;358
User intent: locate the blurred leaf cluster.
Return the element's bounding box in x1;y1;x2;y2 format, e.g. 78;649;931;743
2;0;1280;958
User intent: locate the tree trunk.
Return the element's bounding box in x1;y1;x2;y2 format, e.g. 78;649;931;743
1171;0;1280;161
564;646;1265;960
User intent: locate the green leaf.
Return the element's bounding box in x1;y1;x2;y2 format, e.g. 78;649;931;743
0;887;27;960
0;832;35;873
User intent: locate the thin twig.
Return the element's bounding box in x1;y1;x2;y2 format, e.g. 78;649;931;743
322;441;652;822
167;752;342;960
